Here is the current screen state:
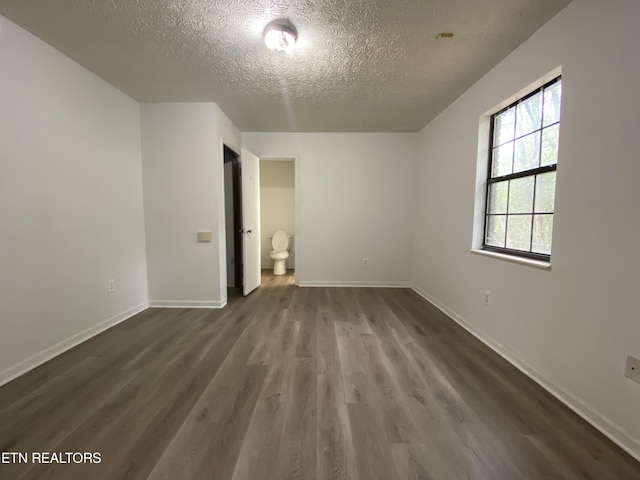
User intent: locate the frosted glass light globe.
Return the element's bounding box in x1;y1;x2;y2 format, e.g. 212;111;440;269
263;21;297;53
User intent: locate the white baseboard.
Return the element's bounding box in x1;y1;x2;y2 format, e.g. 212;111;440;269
410;284;640;463
298;280;409;288
0;301;148;388
148;299;227;309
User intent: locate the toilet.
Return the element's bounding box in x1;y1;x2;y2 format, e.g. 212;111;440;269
270;230;290;275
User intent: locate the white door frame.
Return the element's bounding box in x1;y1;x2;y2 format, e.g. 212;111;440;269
218;142;241;304
259;155;299;286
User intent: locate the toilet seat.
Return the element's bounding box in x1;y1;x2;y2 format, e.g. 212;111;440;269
270;251;289;261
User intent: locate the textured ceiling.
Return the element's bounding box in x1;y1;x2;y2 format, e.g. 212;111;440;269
0;0;571;132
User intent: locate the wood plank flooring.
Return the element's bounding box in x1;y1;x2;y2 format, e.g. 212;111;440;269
1;271;639;479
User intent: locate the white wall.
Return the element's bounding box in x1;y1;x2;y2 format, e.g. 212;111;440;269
411;0;640;458
243;133;416;286
260;160;295;269
141;103;240;307
0;15;148;384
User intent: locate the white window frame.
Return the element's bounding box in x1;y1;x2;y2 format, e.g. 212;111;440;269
471;67;562;268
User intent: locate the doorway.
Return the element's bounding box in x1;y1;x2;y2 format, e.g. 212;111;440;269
259;157;296;279
223;145;242;291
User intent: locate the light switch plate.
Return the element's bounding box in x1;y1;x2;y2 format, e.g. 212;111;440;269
197;231;212;243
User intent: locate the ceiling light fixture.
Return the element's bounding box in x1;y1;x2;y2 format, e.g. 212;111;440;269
263;19;297;53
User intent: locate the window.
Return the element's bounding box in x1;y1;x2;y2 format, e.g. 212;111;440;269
483;77;562;261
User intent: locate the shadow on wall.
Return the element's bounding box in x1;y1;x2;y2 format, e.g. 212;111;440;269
260;159;295;269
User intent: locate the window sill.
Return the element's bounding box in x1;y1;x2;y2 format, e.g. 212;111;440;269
470;249;551;270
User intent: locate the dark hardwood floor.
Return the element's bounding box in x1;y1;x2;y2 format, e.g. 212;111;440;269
1;271;639;479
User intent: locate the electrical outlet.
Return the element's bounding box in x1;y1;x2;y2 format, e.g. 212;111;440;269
107;279;116;294
362;258;368;266
484;290;491;306
625;355;640;384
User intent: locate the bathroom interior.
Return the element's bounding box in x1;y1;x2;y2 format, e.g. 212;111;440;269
260;158;295;277
224;154;295;290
